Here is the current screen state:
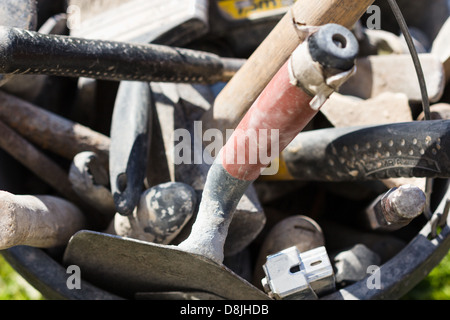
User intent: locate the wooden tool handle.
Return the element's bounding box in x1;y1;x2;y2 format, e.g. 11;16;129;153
202;0;374;134
0;90;110;164
0;191;86;250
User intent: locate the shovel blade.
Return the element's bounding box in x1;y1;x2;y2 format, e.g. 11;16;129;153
63;230;269;300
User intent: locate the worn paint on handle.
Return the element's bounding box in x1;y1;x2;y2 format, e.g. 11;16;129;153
221;60;315;181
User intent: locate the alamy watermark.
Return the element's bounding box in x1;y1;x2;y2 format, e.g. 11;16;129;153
366;5;382;30
66;265;81;290
173;121;280;176
366;265;382;290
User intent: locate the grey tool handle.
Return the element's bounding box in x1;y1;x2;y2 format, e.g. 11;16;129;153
110;81;152;216
0;26;242;84
282;120;450;181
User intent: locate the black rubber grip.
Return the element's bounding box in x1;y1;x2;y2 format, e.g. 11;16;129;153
282;120;450;181
308;23;359;71
0;26;238;84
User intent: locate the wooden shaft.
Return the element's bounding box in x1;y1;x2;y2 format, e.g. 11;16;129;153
0;191;86;250
0;90;110;164
0;119;77;201
202;0;374;135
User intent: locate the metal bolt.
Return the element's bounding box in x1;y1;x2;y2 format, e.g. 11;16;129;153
365;184;426;231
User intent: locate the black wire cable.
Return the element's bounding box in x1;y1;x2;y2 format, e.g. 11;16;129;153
386;0;434;220
386;0;431;121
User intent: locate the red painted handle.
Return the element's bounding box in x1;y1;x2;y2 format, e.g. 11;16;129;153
221;60;316;181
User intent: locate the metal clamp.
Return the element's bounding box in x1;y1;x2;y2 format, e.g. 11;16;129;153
261;246;335;300
289;23;358;111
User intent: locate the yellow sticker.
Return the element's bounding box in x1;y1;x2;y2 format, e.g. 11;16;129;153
217;0;297;20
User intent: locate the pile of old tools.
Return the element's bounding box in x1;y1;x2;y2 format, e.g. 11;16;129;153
0;0;449;300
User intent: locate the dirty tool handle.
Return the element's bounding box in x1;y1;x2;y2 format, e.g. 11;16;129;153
0;26;243;84
282;120;450;181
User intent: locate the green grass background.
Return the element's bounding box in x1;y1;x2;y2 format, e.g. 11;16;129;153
402;251;450;300
0;250;449;300
0;254;44;300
